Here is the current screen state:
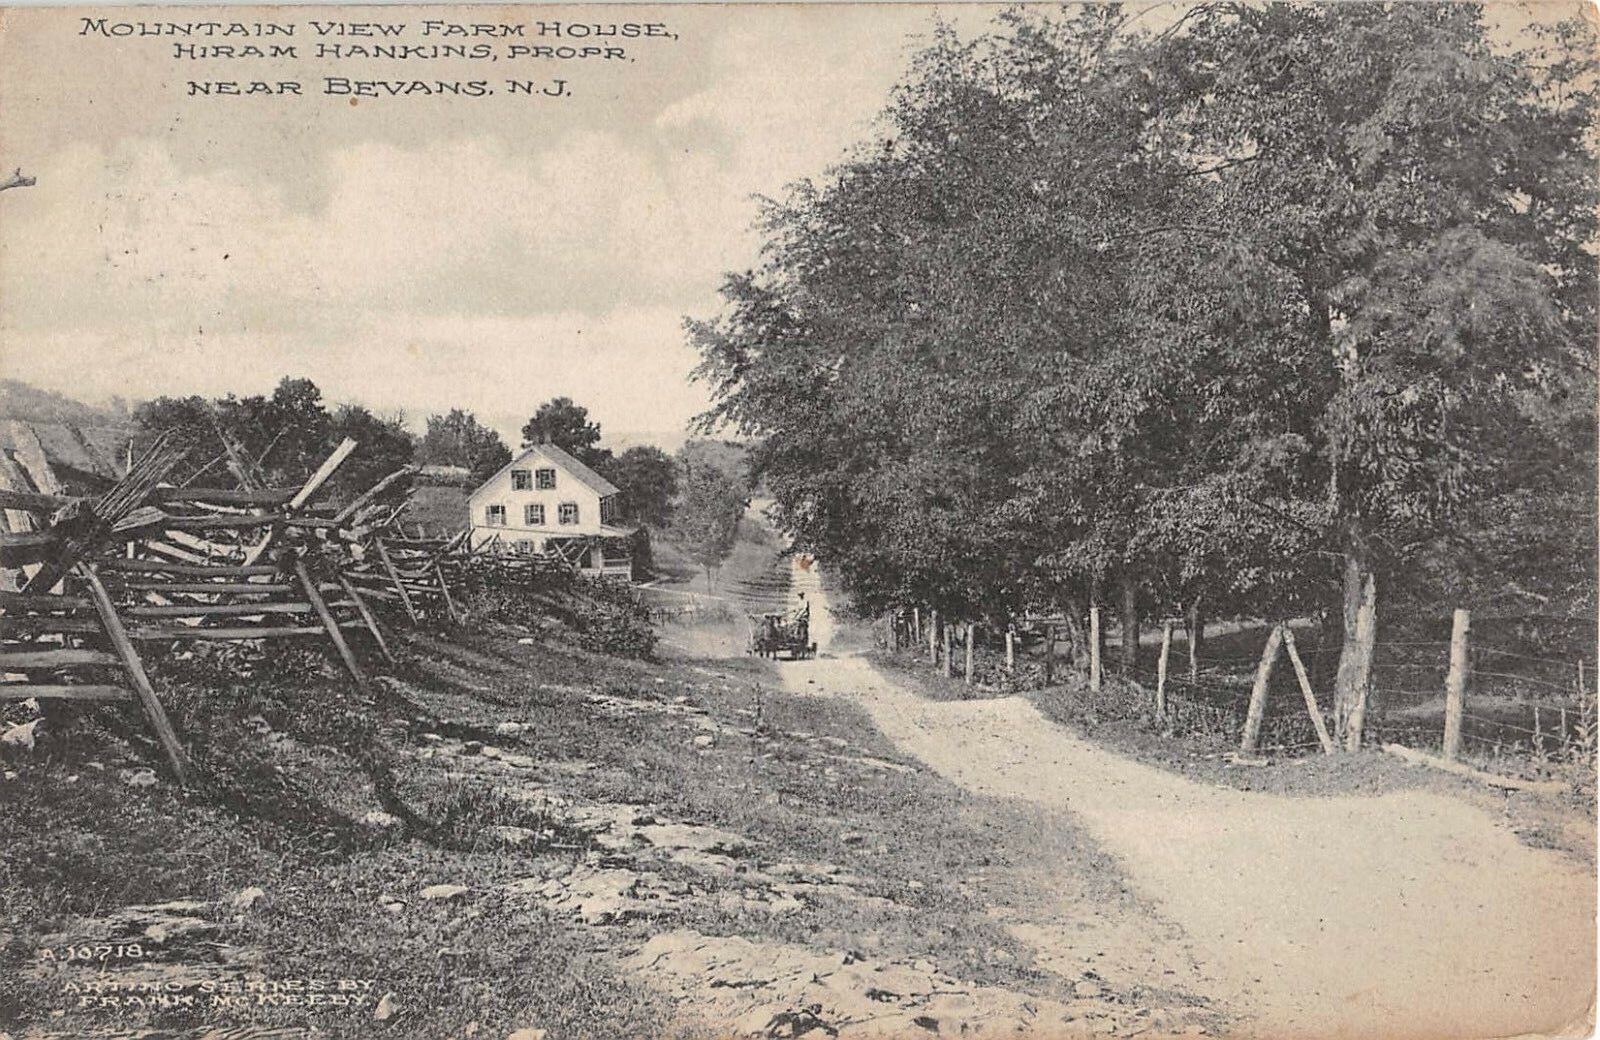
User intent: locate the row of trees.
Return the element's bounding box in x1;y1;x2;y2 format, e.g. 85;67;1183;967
137;381;687;533
134;377;415;500
139;379;754;582
691;3;1597;748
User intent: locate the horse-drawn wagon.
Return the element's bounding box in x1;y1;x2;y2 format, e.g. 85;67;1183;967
748;610;817;659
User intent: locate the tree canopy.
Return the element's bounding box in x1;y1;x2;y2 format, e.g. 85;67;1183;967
521;396;612;471
608;445;679;527
420;408;513;484
668;458;748;588
691;2;1597;747
134;376;416;501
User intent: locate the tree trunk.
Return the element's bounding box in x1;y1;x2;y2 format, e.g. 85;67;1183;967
1060;610;1087;666
1118;572;1138;673
1332;529;1379;751
1185;598;1204;682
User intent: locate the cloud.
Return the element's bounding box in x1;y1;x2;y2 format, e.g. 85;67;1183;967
4;305;707;443
1;128;752;327
0;4;979;437
0;128;743;439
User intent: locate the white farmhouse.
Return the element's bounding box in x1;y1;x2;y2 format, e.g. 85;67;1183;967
466;442;636;578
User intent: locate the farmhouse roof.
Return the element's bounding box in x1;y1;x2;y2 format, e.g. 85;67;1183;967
471;442;620;498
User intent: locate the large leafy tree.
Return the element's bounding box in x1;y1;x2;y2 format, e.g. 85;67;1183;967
520;396;612;471
693;7;1282;627
692;2;1594;749
607;445;679;527
420;408;512;484
1153;2;1598;744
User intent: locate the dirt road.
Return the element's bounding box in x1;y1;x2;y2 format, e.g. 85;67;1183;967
780;560;1596;1040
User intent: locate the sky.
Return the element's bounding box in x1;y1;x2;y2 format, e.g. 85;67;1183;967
0;3;999;449
3;2;1574;451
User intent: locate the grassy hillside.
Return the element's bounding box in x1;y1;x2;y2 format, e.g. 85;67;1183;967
407;483;470;537
0;513;1219;1040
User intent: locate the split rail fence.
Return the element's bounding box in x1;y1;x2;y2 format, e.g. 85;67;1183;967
0;429;583;784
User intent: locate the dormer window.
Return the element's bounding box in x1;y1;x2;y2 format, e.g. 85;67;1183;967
511;469;532;491
536;468;557;489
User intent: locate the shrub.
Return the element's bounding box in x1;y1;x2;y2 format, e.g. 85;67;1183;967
569;580;658;659
457;569;657;659
458;584;549;630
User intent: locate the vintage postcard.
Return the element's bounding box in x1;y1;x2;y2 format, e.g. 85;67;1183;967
0;3;1595;1039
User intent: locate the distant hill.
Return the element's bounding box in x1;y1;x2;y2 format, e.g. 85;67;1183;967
0;380;135;488
605;429;692;455
0;380;131;427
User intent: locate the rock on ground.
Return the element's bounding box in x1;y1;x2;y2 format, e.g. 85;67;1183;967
626;929;1146;1039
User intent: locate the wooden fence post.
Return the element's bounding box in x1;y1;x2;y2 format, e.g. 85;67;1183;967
943;624;953;678
78;564;189;783
1186;600;1202;682
375;538;419;625
294;558;371;697
913;607;921;644
928;610;938;666
965;623;976;685
339;575;394;664
434;563;462;624
1240;624;1285;754
1044;625;1055;684
1005;626;1015;671
1281;627;1335;754
1088;607;1102;692
1156;620;1172;719
1443;608;1470;762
